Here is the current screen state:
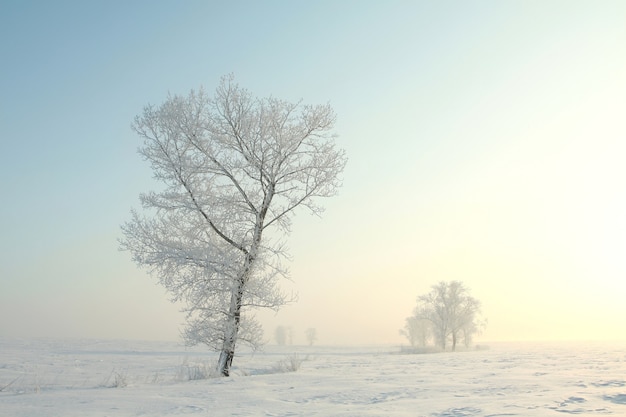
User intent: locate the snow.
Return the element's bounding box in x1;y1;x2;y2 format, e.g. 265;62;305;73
1;338;625;416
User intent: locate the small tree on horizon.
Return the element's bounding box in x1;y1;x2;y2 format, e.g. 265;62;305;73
120;75;346;376
275;326;287;346
400;316;431;348
406;281;484;351
305;327;317;346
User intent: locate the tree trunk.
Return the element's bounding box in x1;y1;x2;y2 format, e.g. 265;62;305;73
216;218;266;376
216;282;244;376
216;190;272;377
216;266;248;376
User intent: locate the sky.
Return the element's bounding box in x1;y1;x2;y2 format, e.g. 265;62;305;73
1;1;625;346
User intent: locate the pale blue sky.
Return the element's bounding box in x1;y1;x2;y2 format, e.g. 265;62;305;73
1;1;625;344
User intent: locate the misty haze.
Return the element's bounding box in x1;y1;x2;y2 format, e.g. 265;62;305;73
2;1;626;416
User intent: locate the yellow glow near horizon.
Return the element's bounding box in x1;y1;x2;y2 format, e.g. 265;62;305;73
2;1;625;345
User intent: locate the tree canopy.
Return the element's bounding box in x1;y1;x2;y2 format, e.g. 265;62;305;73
404;281;485;351
121;75;346;375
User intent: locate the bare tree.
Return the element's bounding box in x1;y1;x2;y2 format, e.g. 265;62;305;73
413;281;483;351
275;326;287;346
305;327;317;346
400;316;431;348
461;316;487;348
120;75;346;376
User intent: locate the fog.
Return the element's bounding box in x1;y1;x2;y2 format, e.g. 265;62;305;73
1;1;625;346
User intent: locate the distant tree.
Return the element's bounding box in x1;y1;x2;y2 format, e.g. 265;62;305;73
120;75;346;376
400;316;431;347
305;328;317;346
461;317;487;348
275;326;287;346
411;281;483;351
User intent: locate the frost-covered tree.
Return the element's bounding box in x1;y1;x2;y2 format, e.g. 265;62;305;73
275;326;287;346
460;316;486;348
400;316;431;348
305;327;317;346
412;281;483;351
120;75;346;376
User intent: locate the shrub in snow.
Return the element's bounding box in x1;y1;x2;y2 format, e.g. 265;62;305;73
101;369;127;388
176;358;218;381
272;354;306;373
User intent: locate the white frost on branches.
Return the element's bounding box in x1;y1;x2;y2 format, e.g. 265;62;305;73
120;75;346;375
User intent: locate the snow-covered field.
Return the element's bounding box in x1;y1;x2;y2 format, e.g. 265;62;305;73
1;338;625;416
